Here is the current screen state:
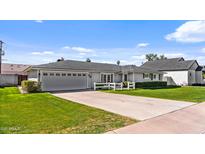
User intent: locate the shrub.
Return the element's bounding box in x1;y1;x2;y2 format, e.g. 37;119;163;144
135;81;167;88
123;81;128;87
192;83;205;86
21;80;40;93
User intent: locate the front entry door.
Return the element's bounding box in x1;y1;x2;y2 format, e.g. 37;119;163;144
124;74;128;81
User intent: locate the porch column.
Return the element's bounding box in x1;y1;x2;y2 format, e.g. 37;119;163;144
132;72;135;82
86;72;88;88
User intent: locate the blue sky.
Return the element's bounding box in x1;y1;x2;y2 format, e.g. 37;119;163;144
1;20;205;65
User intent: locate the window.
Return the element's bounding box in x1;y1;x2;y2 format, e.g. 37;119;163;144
143;73;149;79
149;73;154;80
67;73;71;76
203;72;205;79
124;74;128;81
78;73;81;76
50;73;54;76
107;74;111;82
101;74;107;83
56;73;60;76
153;74;157;80
62;73;66;76
73;73;76;76
159;74;162;80
82;74;86;76
101;74;113;83
103;75;107;83
111;74;113;82
43;72;48;76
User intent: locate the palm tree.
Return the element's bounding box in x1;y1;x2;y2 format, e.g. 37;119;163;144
117;60;120;65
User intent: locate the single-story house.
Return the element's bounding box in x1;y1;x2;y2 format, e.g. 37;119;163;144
0;63;30;86
26;60;164;91
141;57;204;86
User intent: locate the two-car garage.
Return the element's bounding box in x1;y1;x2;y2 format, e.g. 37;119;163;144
27;59;121;91
40;71;88;91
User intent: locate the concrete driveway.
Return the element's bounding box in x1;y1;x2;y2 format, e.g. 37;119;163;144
107;102;205;134
52;91;195;120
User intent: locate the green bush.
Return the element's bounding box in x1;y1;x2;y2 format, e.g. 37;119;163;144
135;81;167;88
123;81;128;87
21;80;40;93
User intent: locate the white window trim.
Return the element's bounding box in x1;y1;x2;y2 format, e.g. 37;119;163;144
153;73;157;80
143;73;150;80
100;73;115;83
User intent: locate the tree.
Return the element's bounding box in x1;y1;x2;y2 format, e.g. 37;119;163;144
145;53;158;61
86;58;91;62
145;53;167;61
57;57;64;62
117;60;120;65
159;54;167;60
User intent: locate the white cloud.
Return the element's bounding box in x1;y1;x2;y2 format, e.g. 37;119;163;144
62;46;94;57
62;46;93;53
79;52;86;56
131;55;145;60
71;47;93;53
201;48;205;53
35;20;43;23
195;56;205;64
137;43;150;48
62;46;71;49
31;52;42;55
42;58;53;63
165;20;205;43
164;53;185;58
31;51;54;55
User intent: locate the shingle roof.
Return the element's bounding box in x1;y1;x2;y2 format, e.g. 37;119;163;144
32;59;162;73
1;63;30;75
122;65;163;74
33;60;121;72
140;57;196;71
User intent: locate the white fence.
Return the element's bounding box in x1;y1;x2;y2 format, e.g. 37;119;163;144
0;74;18;86
94;82;135;90
127;82;135;90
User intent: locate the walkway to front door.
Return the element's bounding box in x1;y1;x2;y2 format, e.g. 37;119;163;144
52;91;194;120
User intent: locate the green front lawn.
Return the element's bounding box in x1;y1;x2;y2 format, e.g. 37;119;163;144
104;86;205;103
0;87;136;134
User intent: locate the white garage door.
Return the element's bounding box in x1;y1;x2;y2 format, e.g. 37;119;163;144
41;72;87;91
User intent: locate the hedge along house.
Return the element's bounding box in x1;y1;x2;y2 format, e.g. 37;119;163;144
25;59;164;91
141;57;204;86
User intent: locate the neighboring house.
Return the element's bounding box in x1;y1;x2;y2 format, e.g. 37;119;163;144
26;60;163;91
140;57;204;86
0;63;30;86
